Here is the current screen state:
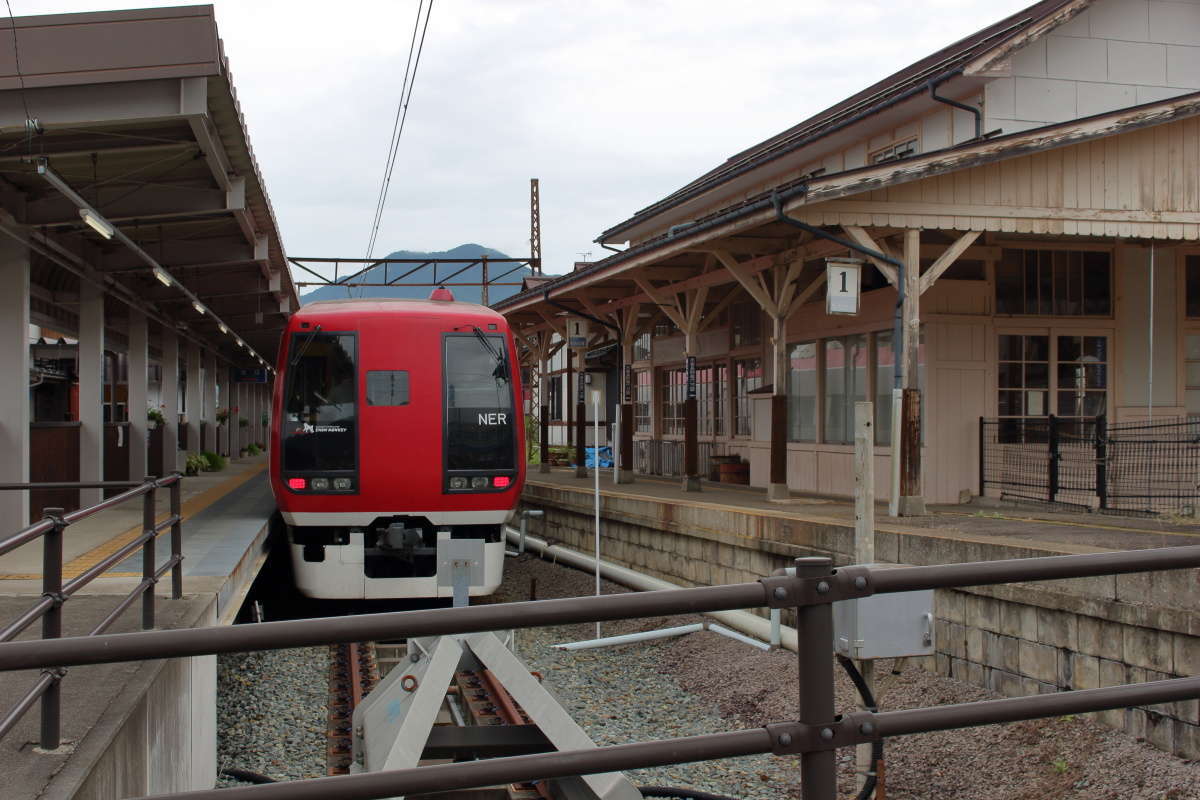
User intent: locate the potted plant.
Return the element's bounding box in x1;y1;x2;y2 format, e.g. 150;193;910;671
147;405;166;429
215;407;230;426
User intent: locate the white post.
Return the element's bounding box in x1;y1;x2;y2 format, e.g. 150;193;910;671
854;400;876;792
889;388;902;517
1148;243;1155;422
593;389;601;639
78;280;105;508
612;403;620;484
0;238;30;524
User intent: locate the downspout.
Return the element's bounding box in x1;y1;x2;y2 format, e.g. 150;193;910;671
928;78;982;140
599;243;624;254
770;193;906;391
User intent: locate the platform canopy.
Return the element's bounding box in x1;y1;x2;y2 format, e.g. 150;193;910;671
0;4;296;366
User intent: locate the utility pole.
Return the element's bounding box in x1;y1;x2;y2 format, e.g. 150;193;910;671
530;178;542;276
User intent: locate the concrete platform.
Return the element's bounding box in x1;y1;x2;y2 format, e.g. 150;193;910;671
0;455;277;800
532;467;1200;555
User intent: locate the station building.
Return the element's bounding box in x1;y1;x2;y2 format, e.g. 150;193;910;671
500;0;1200;510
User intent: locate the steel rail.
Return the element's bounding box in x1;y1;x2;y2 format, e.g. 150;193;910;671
142;727;776;800
0;582;768;671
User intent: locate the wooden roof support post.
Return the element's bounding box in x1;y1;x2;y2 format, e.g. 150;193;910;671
897;228;925;516
613;305;643;484
634;275;706;491
533;330;554;474
712;248;799;500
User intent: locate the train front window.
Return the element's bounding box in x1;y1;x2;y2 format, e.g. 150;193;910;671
282;333;356;472
444;333;514;472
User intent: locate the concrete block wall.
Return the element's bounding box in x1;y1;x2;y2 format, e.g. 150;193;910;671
984;0;1200;133
522;482;1200;758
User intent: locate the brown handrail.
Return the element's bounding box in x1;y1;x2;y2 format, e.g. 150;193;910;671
2;520;1200;798
0;473;184;751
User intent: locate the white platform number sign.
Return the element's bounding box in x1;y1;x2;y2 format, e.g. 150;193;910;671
826;257;863;316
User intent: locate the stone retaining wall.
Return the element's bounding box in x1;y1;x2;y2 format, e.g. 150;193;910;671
521;481;1200;759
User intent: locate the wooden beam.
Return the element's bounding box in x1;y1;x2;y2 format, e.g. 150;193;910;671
919;230;982;294
710;248;777;316
698;286;742;332
633;277;687;330
786;272;827;318
843;226;898;286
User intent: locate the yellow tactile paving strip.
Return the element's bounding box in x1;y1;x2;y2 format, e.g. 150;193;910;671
0;462;269;580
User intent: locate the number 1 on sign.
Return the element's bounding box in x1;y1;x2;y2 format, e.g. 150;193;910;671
825;260;861;316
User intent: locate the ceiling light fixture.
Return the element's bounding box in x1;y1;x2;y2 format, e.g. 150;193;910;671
153;267;172;286
218;323;228;334
192;301;206;315
78;208;114;239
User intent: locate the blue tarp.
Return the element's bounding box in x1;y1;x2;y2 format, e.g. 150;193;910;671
584;446;613;468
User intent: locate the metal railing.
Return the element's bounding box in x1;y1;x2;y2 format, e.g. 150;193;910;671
0;474;183;750
633;439;724;478
0;540;1199;798
980;415;1200;515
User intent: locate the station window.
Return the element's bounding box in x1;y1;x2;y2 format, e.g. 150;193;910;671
870;137;918;164
661;367;686;436
547;375;562;421
1187;334;1200;416
995;249;1111;316
787;341;818;442
734;358;762;436
998;334;1107;425
633;332;651;361
730;302;762;348
1186;256;1200;318
634;370;651;433
823;335;868;445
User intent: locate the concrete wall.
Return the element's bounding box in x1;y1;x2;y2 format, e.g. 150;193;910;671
56;600;217;800
522;481;1200;759
984;0;1200;133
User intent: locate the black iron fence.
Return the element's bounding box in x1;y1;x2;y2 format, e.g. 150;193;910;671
980;415;1200;516
0;475;183;749
0;547;1199;799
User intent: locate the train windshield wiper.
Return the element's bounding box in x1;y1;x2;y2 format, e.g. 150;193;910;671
471;326;509;384
289;323;323;367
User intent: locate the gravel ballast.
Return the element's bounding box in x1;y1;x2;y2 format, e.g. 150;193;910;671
216;646;329;786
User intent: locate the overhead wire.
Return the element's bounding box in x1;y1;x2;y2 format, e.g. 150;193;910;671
360;0;434;296
3;1;31;131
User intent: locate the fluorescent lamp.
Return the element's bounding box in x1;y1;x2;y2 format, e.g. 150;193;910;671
153;267;172;286
218;323;228;334
192;301;206;315
78;208;114;239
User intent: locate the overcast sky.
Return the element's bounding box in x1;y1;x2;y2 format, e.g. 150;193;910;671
21;0;1036;282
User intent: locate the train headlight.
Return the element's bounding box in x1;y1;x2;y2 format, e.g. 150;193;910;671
333;477;352;491
311;477;330;491
449;476;468;490
470;476;489;489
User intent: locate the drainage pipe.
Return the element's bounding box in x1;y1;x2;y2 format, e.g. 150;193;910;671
928;78;981;140
504;527;799;652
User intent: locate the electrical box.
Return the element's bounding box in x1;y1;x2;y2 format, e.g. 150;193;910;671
833;566;934;660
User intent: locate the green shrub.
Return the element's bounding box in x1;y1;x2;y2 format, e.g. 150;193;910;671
184;452;208;476
200;450;226;471
245;443;262;456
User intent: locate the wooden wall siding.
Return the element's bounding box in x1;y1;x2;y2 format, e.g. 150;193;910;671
29;422;81;522
104;422;130;498
797;115;1200;239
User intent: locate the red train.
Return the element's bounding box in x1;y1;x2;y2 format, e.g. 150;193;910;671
269;290;525;599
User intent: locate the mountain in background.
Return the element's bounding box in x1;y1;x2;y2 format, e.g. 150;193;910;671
300;244;529;305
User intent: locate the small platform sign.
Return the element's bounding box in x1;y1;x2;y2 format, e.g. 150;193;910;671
234;368;268;383
826;258;863;316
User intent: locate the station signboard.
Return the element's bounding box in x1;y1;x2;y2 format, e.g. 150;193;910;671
826;257;863;316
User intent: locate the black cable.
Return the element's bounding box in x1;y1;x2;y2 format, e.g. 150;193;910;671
364;0;435;265
3;1;31;130
638;786;742;800
219;768;276;784
837;654;883;800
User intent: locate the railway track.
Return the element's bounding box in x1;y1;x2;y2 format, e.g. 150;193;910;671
324;636;549;798
326;642;379;775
